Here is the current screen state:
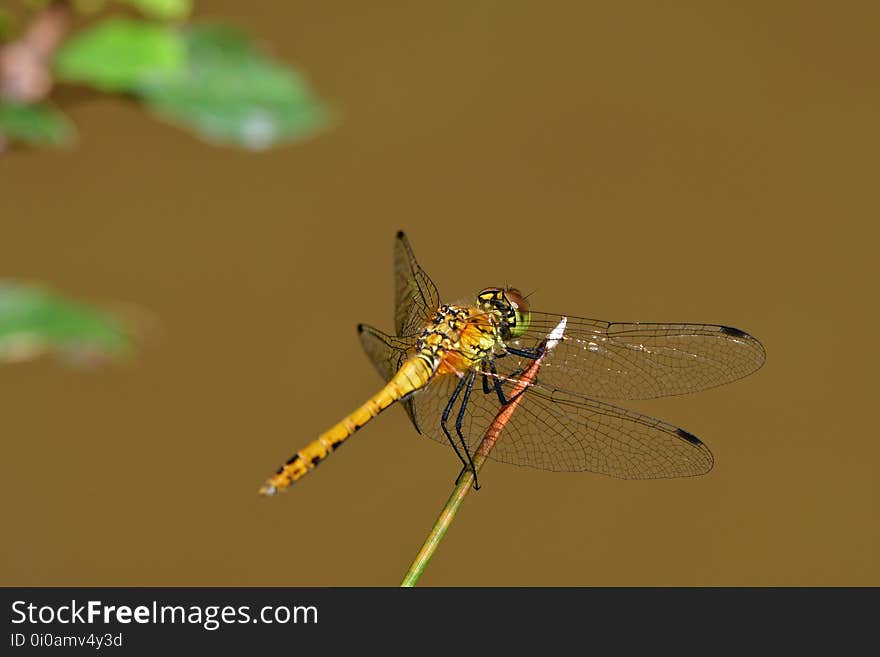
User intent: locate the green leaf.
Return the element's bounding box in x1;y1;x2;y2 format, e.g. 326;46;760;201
138;24;330;149
118;0;192;21
54;18;185;92
0;282;132;364
0;102;75;146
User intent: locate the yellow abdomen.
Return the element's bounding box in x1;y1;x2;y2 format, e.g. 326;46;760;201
259;355;434;496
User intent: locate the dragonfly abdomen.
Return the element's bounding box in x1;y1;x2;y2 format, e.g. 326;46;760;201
259;356;434;496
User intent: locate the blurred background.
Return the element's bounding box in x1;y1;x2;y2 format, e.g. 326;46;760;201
1;1;876;586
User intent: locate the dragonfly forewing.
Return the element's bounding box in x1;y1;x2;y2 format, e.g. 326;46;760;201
394;231;440;338
510;312;766;401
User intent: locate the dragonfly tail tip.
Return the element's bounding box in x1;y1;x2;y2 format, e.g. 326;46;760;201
258;483;277;497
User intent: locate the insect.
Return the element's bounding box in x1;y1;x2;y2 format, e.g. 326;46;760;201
259;231;764;495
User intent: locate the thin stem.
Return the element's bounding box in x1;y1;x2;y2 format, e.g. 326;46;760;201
400;318;566;587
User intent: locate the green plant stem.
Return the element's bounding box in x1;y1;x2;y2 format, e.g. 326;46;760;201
400;331;559;587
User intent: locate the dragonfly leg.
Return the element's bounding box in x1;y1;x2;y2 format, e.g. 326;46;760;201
454;464;473;488
484;359;528;406
482;363;520;401
440;374;470;472
481;369;493;395
505;344;544;360
454;370;480;490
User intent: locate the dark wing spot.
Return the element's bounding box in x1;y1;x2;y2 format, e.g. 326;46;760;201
676;428;703;446
720;325;749;339
357;323;365;333
396;230;406;239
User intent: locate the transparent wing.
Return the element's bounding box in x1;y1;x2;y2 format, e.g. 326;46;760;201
408;370;713;478
505;311;765;400
358;323;420;428
394;231;440;338
359;324;713;478
358;323;415;381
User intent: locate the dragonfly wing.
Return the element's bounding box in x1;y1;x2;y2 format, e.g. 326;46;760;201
508;311;765;400
358;324;477;444
409;370;713;478
357;323;421;429
394;231;441;338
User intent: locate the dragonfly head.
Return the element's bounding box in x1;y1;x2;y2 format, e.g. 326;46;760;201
477;287;531;339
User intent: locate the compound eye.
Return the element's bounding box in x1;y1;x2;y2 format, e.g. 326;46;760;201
501;288;531;338
504;288;529;315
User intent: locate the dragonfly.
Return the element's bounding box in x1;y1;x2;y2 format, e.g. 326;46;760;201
259;231;765;496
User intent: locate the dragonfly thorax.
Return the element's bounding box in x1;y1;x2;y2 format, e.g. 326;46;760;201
416;305;501;376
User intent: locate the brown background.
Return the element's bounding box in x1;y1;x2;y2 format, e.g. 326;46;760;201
1;1;876;586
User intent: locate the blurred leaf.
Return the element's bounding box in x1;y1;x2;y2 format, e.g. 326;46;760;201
138;24;329;149
0;282;131;364
118;0;192;20
54;18;185;92
0;101;75;146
